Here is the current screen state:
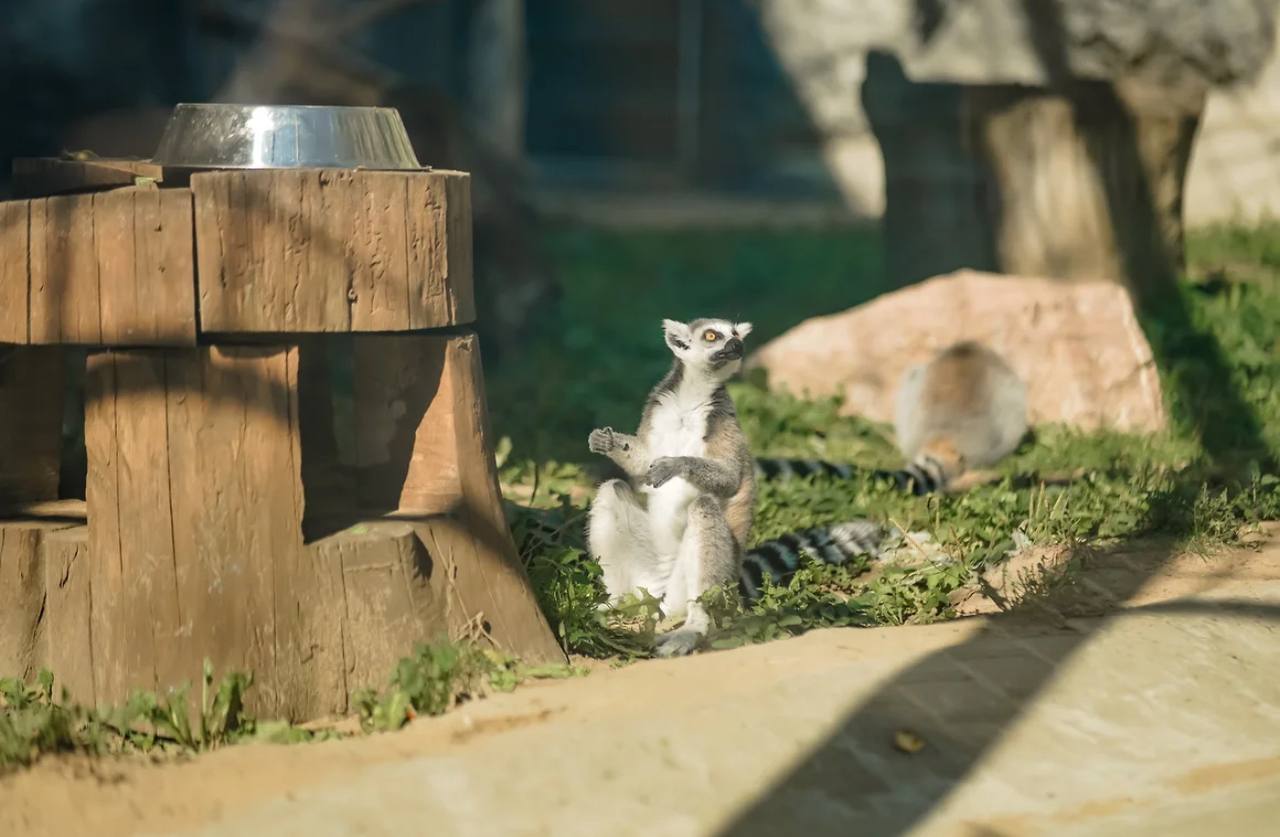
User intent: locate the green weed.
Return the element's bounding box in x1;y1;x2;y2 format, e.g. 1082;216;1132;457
0;662;265;771
352;642;584;733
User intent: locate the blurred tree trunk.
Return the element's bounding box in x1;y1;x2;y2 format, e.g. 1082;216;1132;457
965;78;1204;301
466;0;526;166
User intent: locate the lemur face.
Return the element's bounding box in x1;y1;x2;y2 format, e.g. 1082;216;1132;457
662;318;754;379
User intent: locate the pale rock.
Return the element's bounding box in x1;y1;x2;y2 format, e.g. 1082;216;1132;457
748;269;1166;433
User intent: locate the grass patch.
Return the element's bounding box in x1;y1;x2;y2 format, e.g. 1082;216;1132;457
2;643;583;771
353;642;584;733
1;662;272;771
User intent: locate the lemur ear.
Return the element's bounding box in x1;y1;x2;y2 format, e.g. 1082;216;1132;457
662;319;692;352
734;322;754;339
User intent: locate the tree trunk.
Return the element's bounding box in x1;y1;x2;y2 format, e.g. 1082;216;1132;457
965;78;1205;301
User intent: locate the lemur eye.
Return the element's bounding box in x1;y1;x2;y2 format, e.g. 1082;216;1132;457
703;330;720;342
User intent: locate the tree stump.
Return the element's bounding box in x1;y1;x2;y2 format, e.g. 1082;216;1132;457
0;160;562;719
965;79;1204;300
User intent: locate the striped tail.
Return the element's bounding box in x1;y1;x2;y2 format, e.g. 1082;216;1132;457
754;457;856;481
754;456;949;496
738;521;883;599
871;455;949;496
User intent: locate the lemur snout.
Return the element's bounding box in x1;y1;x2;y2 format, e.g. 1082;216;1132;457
714;338;744;361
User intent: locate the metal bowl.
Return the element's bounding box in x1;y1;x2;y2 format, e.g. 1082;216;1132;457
150;103;422;170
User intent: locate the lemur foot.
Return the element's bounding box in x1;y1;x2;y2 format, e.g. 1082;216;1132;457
645;456;682;488
654;628;703;658
588;427;616;455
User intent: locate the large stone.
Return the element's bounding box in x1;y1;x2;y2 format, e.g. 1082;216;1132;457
748;270;1166;433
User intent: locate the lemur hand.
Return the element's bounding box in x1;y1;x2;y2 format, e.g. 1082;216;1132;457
645;457;683;488
588;427;616;455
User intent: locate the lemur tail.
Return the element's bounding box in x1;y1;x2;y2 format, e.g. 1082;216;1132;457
738;520;883;599
754;455;955;496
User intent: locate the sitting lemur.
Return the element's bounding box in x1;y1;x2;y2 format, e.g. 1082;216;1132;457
587;318;881;657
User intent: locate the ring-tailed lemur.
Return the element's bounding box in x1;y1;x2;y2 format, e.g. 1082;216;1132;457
587;318;882;657
755;341;1028;495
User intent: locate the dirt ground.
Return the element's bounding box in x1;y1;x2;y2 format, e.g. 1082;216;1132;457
5;529;1280;837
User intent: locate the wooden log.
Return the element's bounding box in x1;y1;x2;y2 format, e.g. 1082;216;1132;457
11;157;164;200
192;169;475;333
0;347;65;506
965;80;1203;298
442;333;563;663
351;335;456;514
307;520;449;704
98;187;197;344
0;499;86;522
41;525;95;705
29;193;101;344
85;351;184;699
20;187;197;346
85;346;304;711
0;200;29;344
76;335;560;717
347;332;563;663
0;521;72;679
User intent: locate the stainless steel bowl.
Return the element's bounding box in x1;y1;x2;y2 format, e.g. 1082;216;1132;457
150;103;422;170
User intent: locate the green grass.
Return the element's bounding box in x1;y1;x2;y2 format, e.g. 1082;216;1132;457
1;662;270;771
1;644;582;772
494;224;1280;656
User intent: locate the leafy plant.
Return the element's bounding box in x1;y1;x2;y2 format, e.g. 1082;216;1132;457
352;642;585;733
1;662;265;771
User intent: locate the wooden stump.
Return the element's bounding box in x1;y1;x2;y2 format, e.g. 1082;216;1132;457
67;334;559;717
862;51;1204;298
41;525;95;704
0;521;69;681
0;168;475;346
965;80;1204;300
0;163;561;720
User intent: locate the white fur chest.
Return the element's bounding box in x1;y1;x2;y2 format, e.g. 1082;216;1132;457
644;391;710;459
640;391;710;556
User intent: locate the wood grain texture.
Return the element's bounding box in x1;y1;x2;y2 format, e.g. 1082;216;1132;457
119;188;197;344
0;347;65;505
351;335;456;514
0;521;69;680
440;172;476;324
163;346;303;716
342;332;560;662
83;347;304;712
85;351;170;699
444;333;563;663
41;525;95;705
0;200;30;343
9;329;562;716
11;157;163;199
308;521;448;701
192;169;474;333
18;187;196;346
30;194;101;344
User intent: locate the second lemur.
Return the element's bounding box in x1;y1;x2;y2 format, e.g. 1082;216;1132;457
755;341;1028;494
587;318;882;657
